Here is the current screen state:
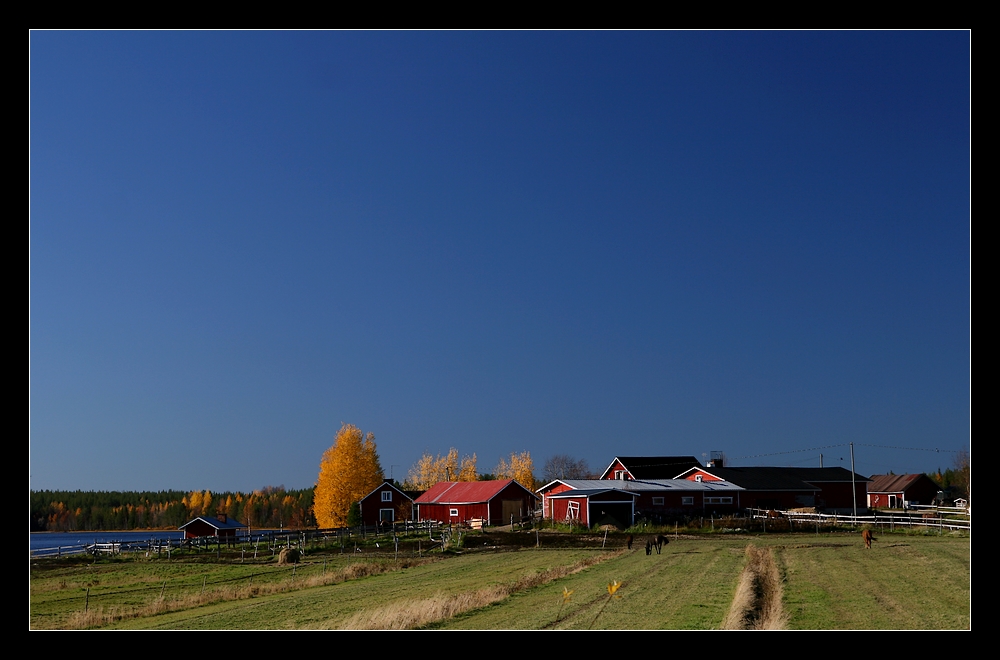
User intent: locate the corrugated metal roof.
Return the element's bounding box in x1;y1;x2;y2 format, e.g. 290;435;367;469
547;488;640;498
415;480;537;504
867;473;926;493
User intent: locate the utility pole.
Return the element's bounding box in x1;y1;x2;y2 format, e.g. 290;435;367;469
850;442;857;520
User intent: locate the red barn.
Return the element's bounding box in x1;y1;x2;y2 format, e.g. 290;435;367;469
545;487;639;528
415;480;538;526
599;456;703;481
538;478;743;525
867;474;940;509
358;479;417;526
675;466;869;512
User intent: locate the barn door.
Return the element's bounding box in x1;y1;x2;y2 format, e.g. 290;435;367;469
501;500;522;524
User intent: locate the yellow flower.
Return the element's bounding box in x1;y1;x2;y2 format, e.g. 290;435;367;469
607;581;621;596
562;587;574;603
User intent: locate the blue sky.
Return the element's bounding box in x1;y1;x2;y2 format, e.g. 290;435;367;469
29;31;970;492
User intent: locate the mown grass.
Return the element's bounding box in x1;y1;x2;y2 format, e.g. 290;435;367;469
776;532;970;629
30;530;970;630
106;549;608;629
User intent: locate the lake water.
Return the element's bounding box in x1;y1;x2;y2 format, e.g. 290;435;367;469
30;531;185;556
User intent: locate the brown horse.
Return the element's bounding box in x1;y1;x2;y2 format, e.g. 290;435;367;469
862;529;876;549
645;540;652;555
626;534;634;550
652;535;669;554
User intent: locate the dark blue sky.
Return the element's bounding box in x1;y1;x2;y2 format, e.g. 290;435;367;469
30;31;970;491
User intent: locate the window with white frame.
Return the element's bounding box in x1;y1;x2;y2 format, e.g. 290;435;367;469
705;497;732;504
652;497;664;506
682;496;694;505
381;490;393;502
449;508;458;517
615;470;627;480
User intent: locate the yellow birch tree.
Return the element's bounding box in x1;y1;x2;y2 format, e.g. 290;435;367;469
405;448;479;489
458;453;478;481
495;451;536;490
314;423;384;528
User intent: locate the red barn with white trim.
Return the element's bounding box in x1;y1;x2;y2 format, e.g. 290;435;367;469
415;480;538;526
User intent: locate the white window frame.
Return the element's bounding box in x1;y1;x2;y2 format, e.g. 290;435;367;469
380;508;394;522
652;497;664;506
381;490;393;502
449;508;459;517
682;496;694;506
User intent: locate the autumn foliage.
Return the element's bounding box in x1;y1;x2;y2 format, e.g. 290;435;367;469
405;448;478;490
494;451;536;490
313;424;384;528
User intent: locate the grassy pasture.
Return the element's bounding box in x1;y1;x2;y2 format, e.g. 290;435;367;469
30;530;969;630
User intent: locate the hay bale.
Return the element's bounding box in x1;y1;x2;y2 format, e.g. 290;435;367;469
277;547;300;565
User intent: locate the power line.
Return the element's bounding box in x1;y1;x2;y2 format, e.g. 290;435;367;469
730;443;963;462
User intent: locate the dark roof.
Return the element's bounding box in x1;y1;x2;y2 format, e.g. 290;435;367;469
867;473;933;493
601;456;703;479
179;515;246;531
360;480;413;502
682;466;868;491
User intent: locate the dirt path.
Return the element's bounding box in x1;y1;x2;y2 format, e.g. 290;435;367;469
722;544;788;630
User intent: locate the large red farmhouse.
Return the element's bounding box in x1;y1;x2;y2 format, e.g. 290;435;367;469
539;478;744;526
358;479;419;526
600;456;702;481
675;466;869;512
415;480;538;526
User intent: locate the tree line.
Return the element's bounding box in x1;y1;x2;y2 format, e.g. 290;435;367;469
32;422;598;533
30;486;316;532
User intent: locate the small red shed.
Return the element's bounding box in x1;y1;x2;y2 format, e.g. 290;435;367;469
358;479;417;526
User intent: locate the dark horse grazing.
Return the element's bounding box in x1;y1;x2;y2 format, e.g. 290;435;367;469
649;534;668;554
626;534;634;550
862;529;876;549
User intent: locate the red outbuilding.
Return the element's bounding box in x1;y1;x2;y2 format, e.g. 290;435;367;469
867;473;940;509
675;466;869;512
415;480;538;526
358;479;418;526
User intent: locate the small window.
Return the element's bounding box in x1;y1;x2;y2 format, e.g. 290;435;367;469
381;490;392;502
682;496;694;506
705;497;733;505
449;508;459;517
615;470;627;480
652;497;664;506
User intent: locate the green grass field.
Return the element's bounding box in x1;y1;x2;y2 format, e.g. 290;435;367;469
30;530;970;630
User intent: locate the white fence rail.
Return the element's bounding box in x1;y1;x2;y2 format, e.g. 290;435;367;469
750;507;970;532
